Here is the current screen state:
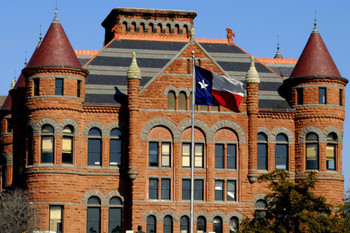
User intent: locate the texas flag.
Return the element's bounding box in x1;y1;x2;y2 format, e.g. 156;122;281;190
195;66;244;112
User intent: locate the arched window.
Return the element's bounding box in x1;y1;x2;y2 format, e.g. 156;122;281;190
180;216;189;233
131;22;136;32
110;128;122;167
109;197;122;233
87;196;101;233
140;22;145;32
157;23;162;33
122;22;127;33
168;91;176;110
257;133;268;170
326;133;337;170
88;128;102;166
41;124;54;163
163;215;173;233
197;216;206;233
62;125;74;164
178;92;187;110
306;133;319;170
149;23;154;33
27;126;34;166
213;217;222;233
146;215;156;233
255;199;267;219
229;217;239;233
275;133;288;170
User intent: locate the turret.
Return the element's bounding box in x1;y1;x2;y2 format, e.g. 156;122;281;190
282;21;347;203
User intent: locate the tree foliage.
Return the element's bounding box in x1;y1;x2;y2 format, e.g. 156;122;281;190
240;170;348;233
0;188;34;233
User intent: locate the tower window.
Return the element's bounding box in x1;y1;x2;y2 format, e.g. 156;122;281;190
319;87;326;104
297;88;303;105
55;78;63;95
41;124;54;163
77;80;81;97
62;125;74;164
33;79;40;96
326;133;337;170
306;133;319;170
339;89;343;106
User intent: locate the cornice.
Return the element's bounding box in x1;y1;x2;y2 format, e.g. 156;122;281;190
258;111;295;119
83;104;121;113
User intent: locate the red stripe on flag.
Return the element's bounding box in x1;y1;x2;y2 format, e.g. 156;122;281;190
212;89;243;112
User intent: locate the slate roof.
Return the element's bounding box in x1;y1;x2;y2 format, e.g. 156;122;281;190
81;39;296;110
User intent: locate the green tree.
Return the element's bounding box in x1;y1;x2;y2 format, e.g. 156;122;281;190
240;170;346;233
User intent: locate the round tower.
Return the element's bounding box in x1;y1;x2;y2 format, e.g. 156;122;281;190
282;22;347;203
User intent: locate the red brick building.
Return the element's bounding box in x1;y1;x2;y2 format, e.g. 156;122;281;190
0;8;347;233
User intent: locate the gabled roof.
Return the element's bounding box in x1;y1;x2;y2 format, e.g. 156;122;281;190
27;13;81;68
82;37;295;110
290;25;341;78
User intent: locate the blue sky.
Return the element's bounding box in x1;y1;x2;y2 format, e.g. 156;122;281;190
1;1;350;189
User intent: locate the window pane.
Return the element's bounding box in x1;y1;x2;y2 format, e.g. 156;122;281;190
109;208;122;233
182;179;191;200
275;144;288;170
215;180;224;201
161;142;170;167
163;216;173;233
55;78;63;95
319;87;326;104
326;144;336;170
257;143;267;170
87;207;100;233
62;136;73;164
149;142;158;167
297;88;303;105
306;133;318;141
161;179;170;200
227;144;236;169
110;128;122;137
149;179;158;199
227;180;236;201
77;80;81;98
197;216;206;232
88;138;101;166
215;144;224;168
194;179;203;200
229;217;239;233
89;128;101;136
306;143;318;170
109;197;122;205
110;139;122;166
42;125;54;133
50;206;62;233
42;136;54;163
34;79;40;96
147;215;156;233
276;134;288;142
88;196;101;205
180;216;189;233
182;144;190;167
195;143;203;168
257;133;267;141
213;217;222;233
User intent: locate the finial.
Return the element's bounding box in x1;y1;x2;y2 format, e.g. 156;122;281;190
53;1;59;22
127;52;141;80
11;71;16;89
190;27;195;42
246;57;260;84
37;25;43;48
24;51;28;67
312;10;319;33
274;35;283;59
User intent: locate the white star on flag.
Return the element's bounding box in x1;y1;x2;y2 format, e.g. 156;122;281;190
198;79;208;90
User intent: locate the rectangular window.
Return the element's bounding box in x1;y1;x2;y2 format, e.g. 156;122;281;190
77;80;81;97
149;178;158;199
306;143;318;170
182;179;191;200
194;179;204;200
62;136;73;164
339;89;343;106
88;138;101;166
109;207;122;233
195;143;204;168
319;87;326;104
257;143;267;170
161;142;171;167
227;144;236;169
215;144;224;168
41;136;54;163
275;144;288;170
227;180;236;201
149;142;158;167
110;139;122;166
49;205;63;233
326;144;336;170
297;88;303;105
33;79;40;96
161;179;171;200
6;119;11;133
87;207;100;233
215;180;224;201
55;78;64;95
182;143;191;168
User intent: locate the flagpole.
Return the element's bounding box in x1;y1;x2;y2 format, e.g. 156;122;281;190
190;50;195;233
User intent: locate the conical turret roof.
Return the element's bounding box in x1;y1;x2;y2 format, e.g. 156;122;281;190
290;24;341;78
27;12;81;68
290;23;341;77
